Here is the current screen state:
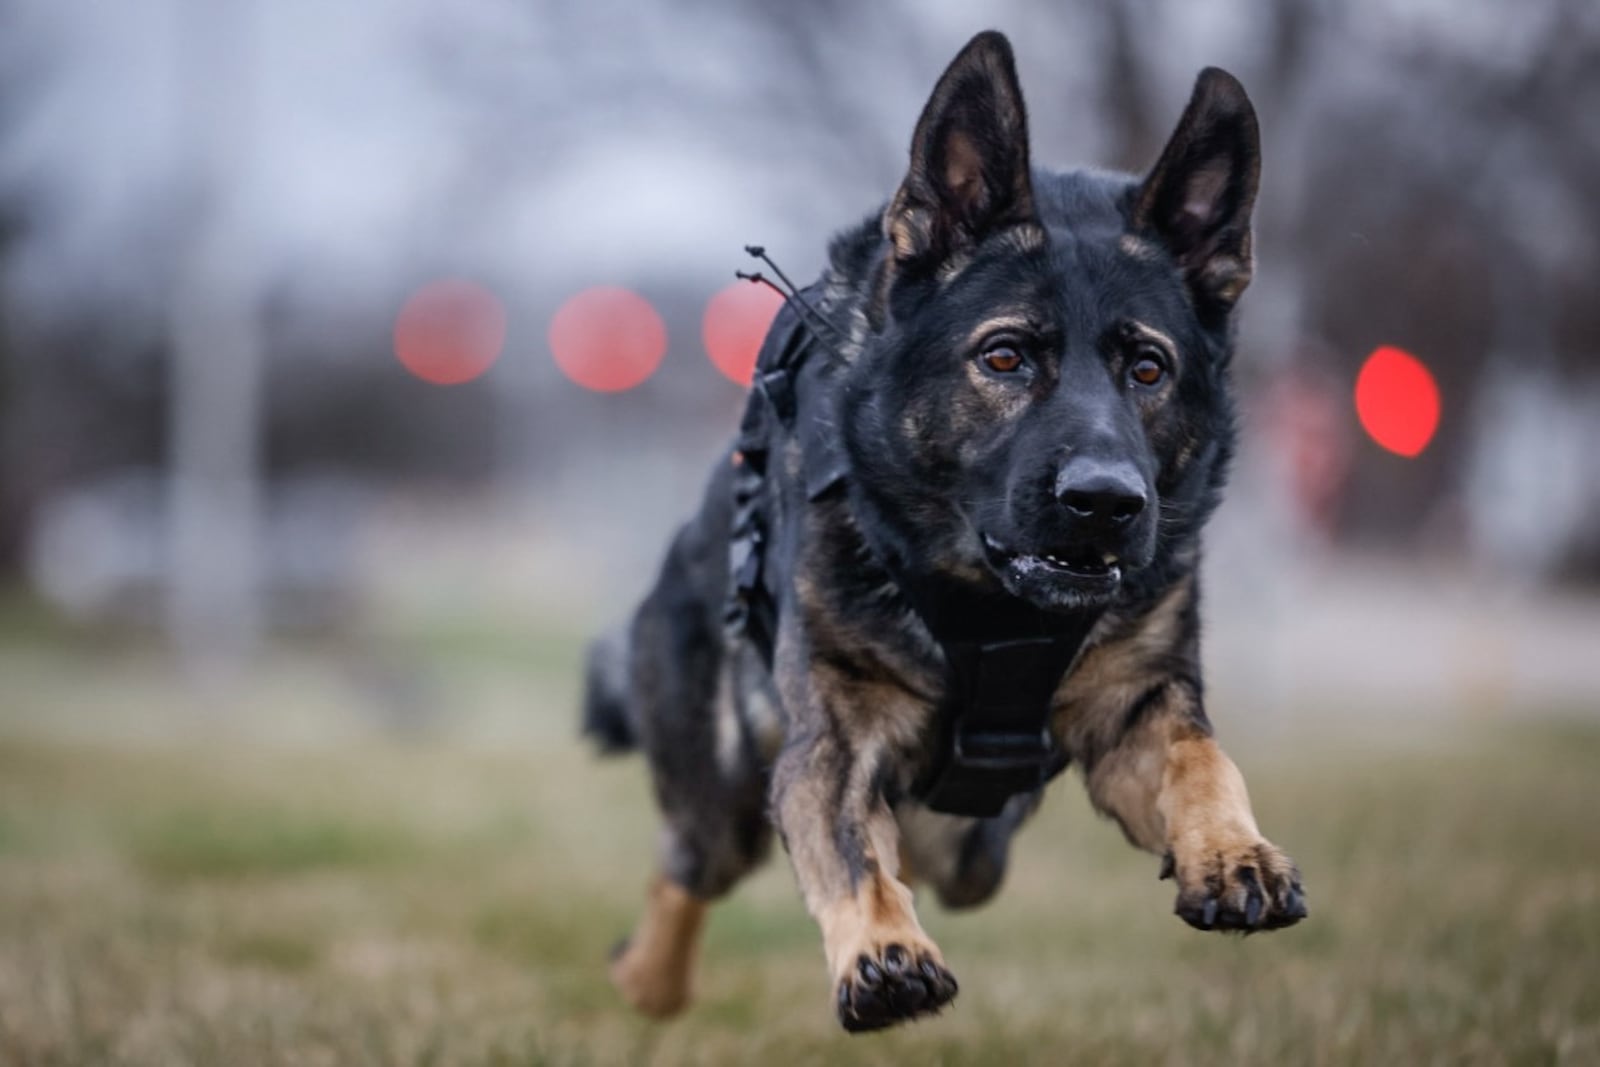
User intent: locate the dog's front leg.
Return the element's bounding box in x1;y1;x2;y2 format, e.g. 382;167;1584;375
1078;681;1308;932
770;675;959;1032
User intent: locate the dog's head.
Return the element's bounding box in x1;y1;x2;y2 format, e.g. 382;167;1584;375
840;31;1258;613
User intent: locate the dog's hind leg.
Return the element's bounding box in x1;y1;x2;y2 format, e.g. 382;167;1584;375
897;794;1041;911
610;768;771;1018
608;872;707;1018
609;772;772;1018
606;531;774;1018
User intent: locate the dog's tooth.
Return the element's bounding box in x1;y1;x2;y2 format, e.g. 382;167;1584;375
1102;553;1119;565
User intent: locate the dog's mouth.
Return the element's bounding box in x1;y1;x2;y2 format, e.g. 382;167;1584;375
981;533;1123;603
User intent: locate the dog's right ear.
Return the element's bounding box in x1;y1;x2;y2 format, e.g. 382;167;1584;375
884;31;1036;275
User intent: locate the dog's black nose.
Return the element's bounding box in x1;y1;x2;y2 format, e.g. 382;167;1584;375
1055;458;1147;527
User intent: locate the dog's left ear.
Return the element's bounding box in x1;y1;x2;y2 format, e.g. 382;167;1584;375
1131;68;1260;312
884;31;1036;274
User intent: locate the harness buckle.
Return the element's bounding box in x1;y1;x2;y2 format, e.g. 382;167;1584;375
919;719;1057;817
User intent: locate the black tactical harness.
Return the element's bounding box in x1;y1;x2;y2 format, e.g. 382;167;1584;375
725;269;1103;819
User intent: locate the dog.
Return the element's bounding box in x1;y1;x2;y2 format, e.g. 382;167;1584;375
583;29;1307;1033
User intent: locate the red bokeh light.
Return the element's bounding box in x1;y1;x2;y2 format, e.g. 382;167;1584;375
393;279;507;386
1354;345;1440;458
548;287;666;392
702;281;785;386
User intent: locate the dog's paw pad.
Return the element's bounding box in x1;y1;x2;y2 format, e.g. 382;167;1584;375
836;943;957;1033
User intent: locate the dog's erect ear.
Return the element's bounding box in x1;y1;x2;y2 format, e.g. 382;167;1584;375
884;31;1036;273
1131;68;1260;311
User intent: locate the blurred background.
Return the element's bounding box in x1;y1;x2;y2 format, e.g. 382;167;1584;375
1;1;1597;1063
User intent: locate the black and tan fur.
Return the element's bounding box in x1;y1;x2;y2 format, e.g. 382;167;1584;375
584;30;1306;1034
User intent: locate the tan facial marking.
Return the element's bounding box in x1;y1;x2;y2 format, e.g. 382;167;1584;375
1126;320;1178;359
965;314;1039;349
1120;234;1162;261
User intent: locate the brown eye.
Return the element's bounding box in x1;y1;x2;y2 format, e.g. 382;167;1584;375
982;346;1025;374
1129;353;1166;387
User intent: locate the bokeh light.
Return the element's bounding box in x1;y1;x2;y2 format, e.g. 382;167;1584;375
702;281;785;386
393;279;507;386
548;287;666;392
1355;345;1440;458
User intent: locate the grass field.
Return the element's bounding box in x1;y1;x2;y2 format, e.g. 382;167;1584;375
0;629;1597;1065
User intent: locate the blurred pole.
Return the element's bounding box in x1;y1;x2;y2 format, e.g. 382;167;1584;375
166;0;262;676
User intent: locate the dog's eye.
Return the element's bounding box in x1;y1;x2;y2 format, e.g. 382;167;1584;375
981;346;1025;374
1129;351;1166;387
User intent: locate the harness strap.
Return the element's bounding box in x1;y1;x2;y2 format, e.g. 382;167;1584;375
725;290;828;663
913;629;1090;817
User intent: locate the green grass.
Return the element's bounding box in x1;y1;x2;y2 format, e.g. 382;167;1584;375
0;659;1597;1064
129;808;423;881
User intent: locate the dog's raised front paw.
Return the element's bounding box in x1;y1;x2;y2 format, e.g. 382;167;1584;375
1163;836;1307;933
835;942;958;1033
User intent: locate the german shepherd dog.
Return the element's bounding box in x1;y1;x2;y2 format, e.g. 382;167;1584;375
584;30;1306;1033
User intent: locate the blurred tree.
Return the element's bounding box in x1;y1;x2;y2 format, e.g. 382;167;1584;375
1098;0;1161;173
0;209;23;579
166;0;263;671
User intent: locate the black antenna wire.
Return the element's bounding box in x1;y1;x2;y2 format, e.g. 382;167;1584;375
737;245;849;350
